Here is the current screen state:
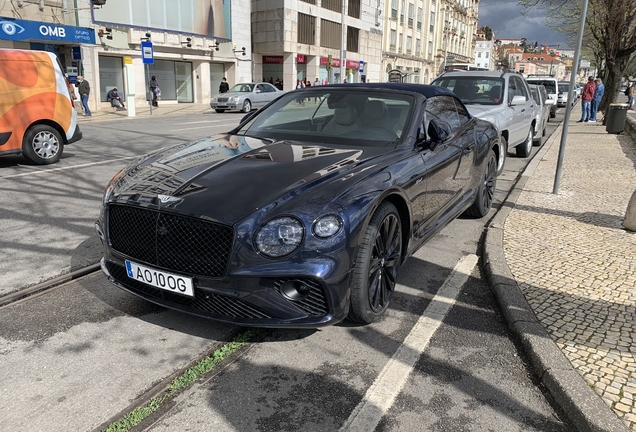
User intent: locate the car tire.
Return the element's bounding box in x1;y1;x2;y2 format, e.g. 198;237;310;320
465;149;497;218
348;201;402;324
215;109;226;113
516;126;533;158
242;100;252;113
496;136;507;177
550;106;556;118
22;124;63;165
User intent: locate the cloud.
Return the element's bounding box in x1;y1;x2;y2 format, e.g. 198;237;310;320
478;0;568;48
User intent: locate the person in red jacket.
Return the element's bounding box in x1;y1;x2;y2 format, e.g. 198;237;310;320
578;76;596;123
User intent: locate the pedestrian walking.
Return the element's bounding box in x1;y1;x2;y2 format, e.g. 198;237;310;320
577;76;596;123
589;77;604;122
149;75;159;107
627;83;635;109
74;75;91;116
219;77;229;94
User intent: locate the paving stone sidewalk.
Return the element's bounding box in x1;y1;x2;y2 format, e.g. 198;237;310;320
75;102;216;123
503;106;636;429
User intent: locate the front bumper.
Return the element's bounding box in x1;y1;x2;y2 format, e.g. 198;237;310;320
67;125;82;144
210;103;240;110
100;252;351;328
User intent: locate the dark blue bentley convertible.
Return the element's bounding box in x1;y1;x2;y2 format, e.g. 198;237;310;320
96;83;501;327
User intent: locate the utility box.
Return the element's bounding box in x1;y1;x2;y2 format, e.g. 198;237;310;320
605;103;629;134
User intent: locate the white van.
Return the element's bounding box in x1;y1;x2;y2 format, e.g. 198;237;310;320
526;76;559;118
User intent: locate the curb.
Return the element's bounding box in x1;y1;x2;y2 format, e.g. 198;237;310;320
483;121;629;432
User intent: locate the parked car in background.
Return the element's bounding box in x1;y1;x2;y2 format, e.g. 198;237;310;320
526;76;559;118
210;82;282;113
557;82;574;107
97;83;501;327
528;84;551;146
431;69;536;170
574;83;582;99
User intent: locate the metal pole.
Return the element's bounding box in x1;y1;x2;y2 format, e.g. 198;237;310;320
553;0;589;194
340;0;346;83
146;64;152;116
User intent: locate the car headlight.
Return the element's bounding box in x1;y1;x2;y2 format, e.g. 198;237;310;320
102;169;123;205
231;96;239;103
254;217;305;258
312;215;343;238
210;97;216;103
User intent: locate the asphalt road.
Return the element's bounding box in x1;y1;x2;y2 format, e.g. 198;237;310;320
0;107;576;431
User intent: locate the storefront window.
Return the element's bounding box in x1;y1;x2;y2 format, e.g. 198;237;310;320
146;60;193;102
99;56;125;102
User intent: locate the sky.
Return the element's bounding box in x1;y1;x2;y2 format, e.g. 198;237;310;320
478;0;569;49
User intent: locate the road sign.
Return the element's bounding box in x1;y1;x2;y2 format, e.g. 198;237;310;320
141;41;154;64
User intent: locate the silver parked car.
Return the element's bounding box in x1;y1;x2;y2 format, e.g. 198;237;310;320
432;69;537;174
528;84;553;146
211;83;282;113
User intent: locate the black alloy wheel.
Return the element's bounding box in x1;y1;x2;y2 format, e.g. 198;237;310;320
465;149;497;218
348;202;402;324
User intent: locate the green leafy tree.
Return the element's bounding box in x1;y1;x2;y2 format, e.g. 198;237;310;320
483;26;494;41
520;0;636;113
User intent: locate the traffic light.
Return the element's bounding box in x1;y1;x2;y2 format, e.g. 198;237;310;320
326;55;332;71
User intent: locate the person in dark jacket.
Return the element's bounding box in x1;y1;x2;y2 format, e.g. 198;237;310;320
149;75;159;107
107;88;126;110
219;77;229;93
74;75;91;116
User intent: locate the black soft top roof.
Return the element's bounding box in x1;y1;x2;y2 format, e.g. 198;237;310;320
303;82;456;98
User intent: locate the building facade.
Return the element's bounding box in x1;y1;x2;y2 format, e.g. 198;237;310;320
434;0;479;76
251;0;384;90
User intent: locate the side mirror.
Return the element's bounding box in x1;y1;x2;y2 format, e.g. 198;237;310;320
510;95;526;106
255;89;261;93
544;98;556;106
427;118;452;146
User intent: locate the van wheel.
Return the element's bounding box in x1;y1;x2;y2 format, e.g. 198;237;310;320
22;125;63;165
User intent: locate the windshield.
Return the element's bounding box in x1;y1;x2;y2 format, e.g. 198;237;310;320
431;77;505;105
235;89;414;146
558;84;569;93
229;84;255;92
528;80;556;94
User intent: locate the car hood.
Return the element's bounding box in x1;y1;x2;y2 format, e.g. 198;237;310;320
464;105;510;129
214;91;248;98
107;134;387;225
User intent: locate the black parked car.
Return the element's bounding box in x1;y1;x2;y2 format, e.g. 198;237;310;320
96;83;501;328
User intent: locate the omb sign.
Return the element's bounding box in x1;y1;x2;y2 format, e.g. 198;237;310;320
0;17;96;44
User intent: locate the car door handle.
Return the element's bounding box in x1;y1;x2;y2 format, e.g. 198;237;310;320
521;108;526;112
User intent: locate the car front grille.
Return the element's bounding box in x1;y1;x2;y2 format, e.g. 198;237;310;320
106;262;272;319
217;98;229;103
107;204;234;278
274;278;329;317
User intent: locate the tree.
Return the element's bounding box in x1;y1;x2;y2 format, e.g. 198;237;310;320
482;26;493;41
520;0;636;113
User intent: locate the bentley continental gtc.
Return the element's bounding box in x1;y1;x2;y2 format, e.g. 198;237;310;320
96;83;501;328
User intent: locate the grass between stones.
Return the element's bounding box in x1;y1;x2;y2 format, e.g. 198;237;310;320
103;328;260;432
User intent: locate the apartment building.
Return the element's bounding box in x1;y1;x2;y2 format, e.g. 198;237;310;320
251;0;384;89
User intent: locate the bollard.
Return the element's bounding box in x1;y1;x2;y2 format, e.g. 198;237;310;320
624;190;636;231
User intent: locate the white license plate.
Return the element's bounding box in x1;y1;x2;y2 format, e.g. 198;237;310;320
125;260;194;297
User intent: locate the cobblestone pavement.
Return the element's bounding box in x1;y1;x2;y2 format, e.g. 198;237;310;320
503;108;636;429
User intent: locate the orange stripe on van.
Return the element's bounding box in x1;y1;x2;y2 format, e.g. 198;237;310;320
0;50;39;88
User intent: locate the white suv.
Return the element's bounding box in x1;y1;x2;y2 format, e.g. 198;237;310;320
431;70;537;173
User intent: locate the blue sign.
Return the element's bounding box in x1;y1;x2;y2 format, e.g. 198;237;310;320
359;60;364;73
72;46;82;60
141;40;154;64
0;17;95;44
